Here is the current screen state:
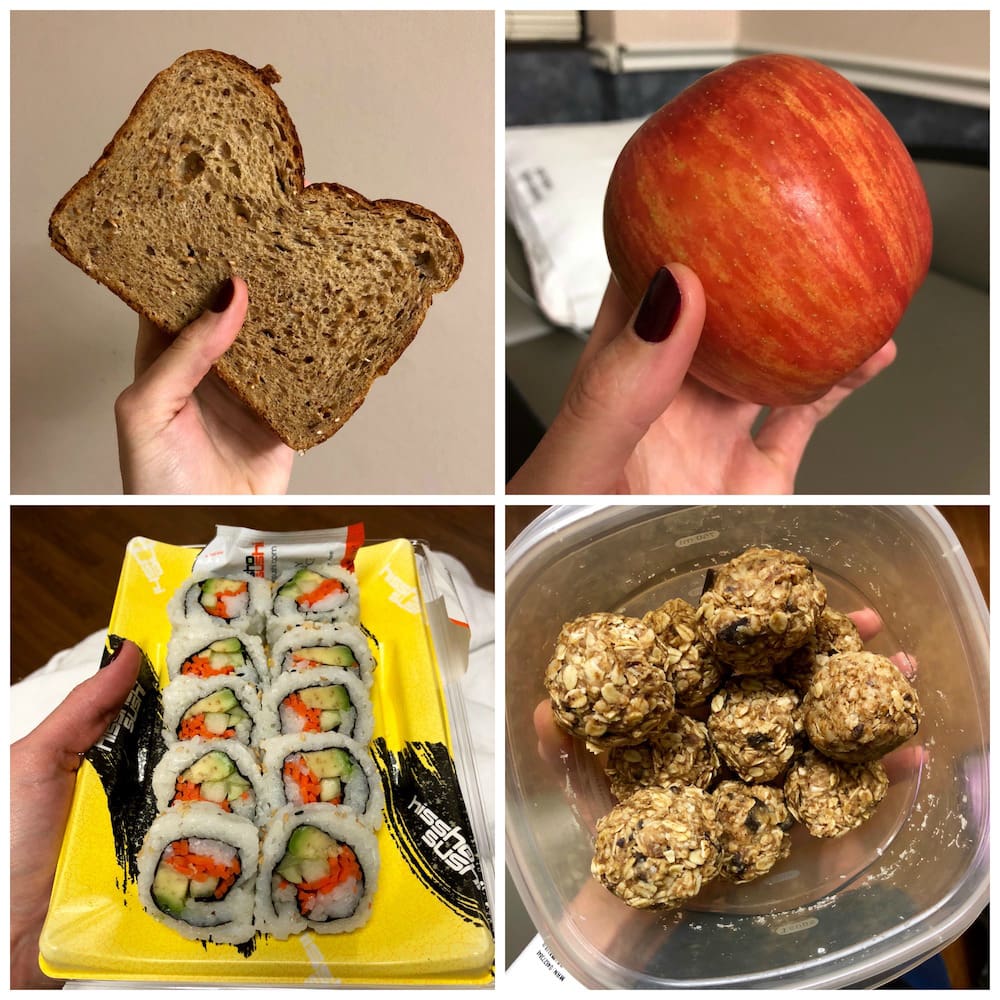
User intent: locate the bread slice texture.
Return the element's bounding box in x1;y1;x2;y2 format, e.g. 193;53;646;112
49;49;464;451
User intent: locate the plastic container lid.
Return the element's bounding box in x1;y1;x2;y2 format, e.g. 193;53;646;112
506;505;988;988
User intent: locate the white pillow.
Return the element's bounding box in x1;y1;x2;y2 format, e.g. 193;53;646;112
506;117;645;331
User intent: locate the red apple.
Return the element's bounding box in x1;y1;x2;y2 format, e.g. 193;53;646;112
604;53;932;405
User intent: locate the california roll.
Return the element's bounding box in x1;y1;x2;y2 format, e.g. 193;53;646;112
255;804;378;939
261;732;383;828
137;806;258;944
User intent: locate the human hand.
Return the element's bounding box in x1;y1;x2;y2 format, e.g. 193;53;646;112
114;276;294;494
10;642;142;988
507;266;896;495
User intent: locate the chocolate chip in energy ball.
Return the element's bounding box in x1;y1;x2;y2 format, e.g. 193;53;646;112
699;546;827;675
708;677;803;783
713;781;794;883
544;612;675;753
784;749;889;838
591;785;721;909
803;650;922;762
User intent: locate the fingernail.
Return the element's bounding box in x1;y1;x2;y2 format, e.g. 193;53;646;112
100;640;123;670
634;267;682;343
209;277;234;313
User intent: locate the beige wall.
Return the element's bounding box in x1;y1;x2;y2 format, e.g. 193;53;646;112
739;10;988;76
587;9;988;76
588;11;738;48
12;10;494;495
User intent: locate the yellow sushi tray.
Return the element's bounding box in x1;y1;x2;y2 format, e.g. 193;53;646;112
38;527;495;986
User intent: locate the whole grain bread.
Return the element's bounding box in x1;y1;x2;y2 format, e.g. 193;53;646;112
49;49;464;451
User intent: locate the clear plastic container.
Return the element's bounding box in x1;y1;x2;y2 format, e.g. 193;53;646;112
505;505;988;989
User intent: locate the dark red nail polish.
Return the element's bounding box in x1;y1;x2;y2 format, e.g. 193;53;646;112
210;277;234;313
634;267;682;343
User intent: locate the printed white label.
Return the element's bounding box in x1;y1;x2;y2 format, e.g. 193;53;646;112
675;530;720;548
775;916;819;935
506;934;587;989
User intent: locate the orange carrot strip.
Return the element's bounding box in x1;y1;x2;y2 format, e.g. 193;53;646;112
283;692;323;732
179;715;236;740
298;577;344;608
283;755;321;803
182;654;234;678
204;583;247;619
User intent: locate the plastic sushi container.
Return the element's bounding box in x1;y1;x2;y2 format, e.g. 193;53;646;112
505;505;988;989
39;525;494;986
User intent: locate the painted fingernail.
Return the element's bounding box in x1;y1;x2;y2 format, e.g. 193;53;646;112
634;266;682;343
99;640;123;670
209;277;234;313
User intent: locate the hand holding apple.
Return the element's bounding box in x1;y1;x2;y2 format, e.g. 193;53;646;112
604;54;932;405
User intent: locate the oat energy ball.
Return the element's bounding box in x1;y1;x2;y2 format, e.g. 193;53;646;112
785;750;889;837
708;677;802;783
777;607;864;694
714;781;794;883
803;651;922;762
606;714;720;799
592;786;720;909
643;598;724;708
699;546;827;674
545;613;675;752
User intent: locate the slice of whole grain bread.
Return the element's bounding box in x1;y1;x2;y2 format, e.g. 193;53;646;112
49;49;464;451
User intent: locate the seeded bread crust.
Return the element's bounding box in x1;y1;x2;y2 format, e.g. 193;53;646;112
49;49;464;451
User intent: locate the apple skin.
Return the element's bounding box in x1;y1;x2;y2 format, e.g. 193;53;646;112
604;53;933;405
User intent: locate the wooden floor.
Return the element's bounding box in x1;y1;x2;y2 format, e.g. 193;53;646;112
10;505;493;682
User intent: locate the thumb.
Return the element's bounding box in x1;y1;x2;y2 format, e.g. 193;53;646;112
130;276;249;414
22;641;144;763
513;264;706;494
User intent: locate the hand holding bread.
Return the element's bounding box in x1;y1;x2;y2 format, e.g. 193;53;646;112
50;49;463;453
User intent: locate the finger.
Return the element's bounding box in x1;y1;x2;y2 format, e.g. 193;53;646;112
847;608;883;643
21;642;143;767
129;276;248;414
534;699;574;766
752;339;897;473
891;650;918;679
568;277;635;388
881;743;925;783
512;264;706;494
134;316;173;379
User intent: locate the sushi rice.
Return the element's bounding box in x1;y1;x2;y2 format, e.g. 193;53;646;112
151;738;266;824
267;623;376;687
162;675;264;747
255;803;379;940
270;563;360;630
166;627;268;687
260;732;384;829
260;666;374;746
137;805;259;944
167;572;270;634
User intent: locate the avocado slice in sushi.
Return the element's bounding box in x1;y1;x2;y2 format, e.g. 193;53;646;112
178;689;249;739
297;686;351;712
197;577;250;620
175;751;253;808
306;748;353;780
277;568;346;611
152;864;190;917
152;839;242;917
184;750;236;783
182;637;248;678
294;644;359;669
